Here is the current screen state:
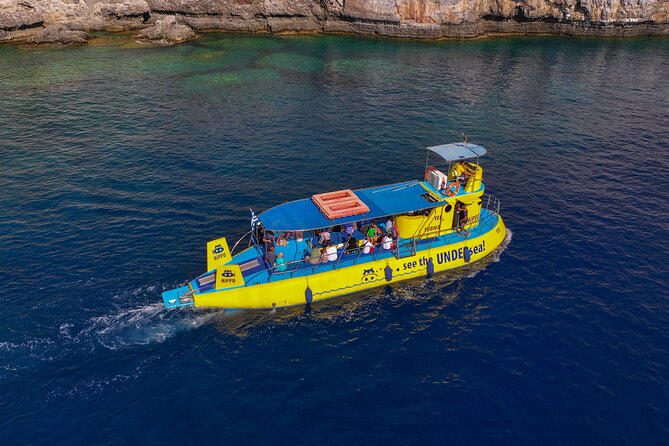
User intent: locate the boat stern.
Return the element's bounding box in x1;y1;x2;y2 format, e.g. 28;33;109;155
162;285;195;309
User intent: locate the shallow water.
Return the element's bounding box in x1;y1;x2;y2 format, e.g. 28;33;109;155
0;34;668;444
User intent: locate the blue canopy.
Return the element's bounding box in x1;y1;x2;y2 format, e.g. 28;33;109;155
427;142;486;162
258;181;444;231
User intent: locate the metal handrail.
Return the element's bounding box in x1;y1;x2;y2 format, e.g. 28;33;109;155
231;230;253;255
244;195;502;284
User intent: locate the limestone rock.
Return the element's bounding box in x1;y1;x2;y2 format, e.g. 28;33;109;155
0;0;668;43
135;15;195;44
93;0;151;19
0;1;42;31
28;25;89;43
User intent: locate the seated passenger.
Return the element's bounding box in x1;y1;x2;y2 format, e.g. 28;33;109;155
363;238;374;254
326;243;338;262
343;222;357;236
346;236;358;253
307;245;321;265
275;234;289;247
275;252;287;272
317;229;331;246
320;248;329;264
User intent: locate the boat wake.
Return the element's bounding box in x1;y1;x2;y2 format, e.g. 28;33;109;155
0;283;224;378
75;302;222;350
1;231;513;375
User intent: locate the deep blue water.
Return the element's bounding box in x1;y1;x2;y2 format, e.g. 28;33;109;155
1;34;668;444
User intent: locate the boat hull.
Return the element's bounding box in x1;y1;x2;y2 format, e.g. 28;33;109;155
193;215;506;310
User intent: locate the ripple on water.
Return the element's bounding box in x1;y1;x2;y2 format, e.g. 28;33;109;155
0;34;668;444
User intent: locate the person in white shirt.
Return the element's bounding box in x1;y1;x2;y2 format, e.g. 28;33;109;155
382;235;392;250
326;243;338;262
363;238;374;254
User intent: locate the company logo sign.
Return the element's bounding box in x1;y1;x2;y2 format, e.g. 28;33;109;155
219;269;237;284
212;244;227;261
360;267;379;282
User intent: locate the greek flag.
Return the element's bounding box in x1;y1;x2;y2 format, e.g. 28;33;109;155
250;208;259;231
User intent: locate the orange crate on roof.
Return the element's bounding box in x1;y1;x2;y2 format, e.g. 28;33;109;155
312;189;370;220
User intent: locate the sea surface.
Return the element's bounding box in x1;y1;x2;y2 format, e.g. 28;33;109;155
0;33;668;444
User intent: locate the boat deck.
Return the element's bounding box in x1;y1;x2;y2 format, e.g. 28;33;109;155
219;208;499;288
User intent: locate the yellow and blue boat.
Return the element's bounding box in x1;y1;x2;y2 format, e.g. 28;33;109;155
162;142;507;310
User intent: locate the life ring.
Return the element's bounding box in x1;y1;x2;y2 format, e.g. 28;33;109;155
445;181;460;197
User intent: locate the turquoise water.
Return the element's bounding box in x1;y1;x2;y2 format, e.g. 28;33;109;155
0;34;668;444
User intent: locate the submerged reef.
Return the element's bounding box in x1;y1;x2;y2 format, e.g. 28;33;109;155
1;0;667;45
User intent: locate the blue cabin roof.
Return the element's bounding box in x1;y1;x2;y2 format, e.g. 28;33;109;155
258;180;443;231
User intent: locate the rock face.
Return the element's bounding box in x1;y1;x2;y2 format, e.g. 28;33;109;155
136;15;195;44
28;26;89;44
1;0;668;44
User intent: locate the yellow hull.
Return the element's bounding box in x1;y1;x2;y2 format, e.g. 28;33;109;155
195;216;506;309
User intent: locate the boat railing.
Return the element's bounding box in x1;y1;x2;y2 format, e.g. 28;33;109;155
246;195;503;283
482;194;501;216
411;193;502;251
230;230;254;255
249;237;397;283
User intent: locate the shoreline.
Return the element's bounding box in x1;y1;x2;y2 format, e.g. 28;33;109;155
2;20;668;48
1;0;668;47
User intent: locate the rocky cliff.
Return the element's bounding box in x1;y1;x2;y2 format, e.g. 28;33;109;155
1;0;667;44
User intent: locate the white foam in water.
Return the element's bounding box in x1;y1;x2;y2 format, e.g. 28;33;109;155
81;301;223;350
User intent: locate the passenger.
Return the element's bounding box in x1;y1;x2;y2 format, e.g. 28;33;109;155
307;245;321;265
343;222;357;236
275;252;287;272
263;230;275;250
317;229;331;246
363;238;374;254
455;202;470;236
276;233;289;247
295;231;304;242
385;218;394;234
453;161;474;183
346;236;358;253
320;248;329;264
254;223;265;246
389;223;399;240
265;245;277;268
382;234;393;250
326;242;338;262
366;222;380;240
